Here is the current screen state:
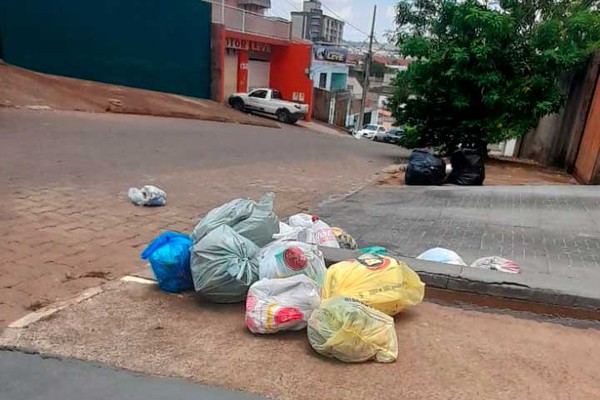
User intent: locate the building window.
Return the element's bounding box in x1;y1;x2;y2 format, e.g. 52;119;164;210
319;73;327;89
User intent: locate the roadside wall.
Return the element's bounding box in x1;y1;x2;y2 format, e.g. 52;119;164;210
0;0;212;99
270;42;314;121
519;53;600;174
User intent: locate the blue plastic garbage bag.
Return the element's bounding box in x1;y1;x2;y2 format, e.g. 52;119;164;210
141;232;194;293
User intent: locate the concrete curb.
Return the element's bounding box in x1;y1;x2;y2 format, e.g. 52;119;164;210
320;248;600;312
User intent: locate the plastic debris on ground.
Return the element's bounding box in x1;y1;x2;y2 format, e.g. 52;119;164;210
307;297;398;363
128;185;167;206
405;149;446;186
257;240;327;286
190;225;260;303
284;213;340;248
417;247;467;266
191;193;279;247
446;148;485;185
245;275;321;334
471;256;520;274
331;227;358;250
358;246;388;255
322;253;425;316
141;232;193;293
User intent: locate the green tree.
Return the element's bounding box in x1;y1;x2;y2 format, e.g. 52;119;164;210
390;0;600;152
371;60;387;77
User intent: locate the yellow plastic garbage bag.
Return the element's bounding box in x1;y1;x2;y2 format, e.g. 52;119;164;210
307;297;398;363
322;253;425;316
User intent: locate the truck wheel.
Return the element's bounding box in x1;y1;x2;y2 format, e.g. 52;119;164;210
232;98;245;112
277;109;291;123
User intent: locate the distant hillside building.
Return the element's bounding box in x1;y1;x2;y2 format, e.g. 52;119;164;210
291;1;344;43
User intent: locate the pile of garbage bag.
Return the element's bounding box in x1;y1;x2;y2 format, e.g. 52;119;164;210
405;149;446;186
308;297;398;363
447;148;485;186
128;185;167;206
322;253;425;316
191;192;279;247
257;240;327;285
141;232;193;293
404;148;486;186
140;192;426;364
246;275;320;334
417;247;520;274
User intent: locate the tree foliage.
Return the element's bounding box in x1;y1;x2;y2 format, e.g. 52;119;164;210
390;0;600;152
371;60;387;77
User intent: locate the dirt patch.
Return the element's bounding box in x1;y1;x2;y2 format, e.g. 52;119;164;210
4;281;600;400
0;63;279;128
378;157;577;186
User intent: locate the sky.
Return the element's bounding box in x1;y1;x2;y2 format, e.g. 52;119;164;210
267;0;399;42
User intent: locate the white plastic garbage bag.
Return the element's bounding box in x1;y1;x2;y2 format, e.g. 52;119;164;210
417;247;467;266
190;225;260;303
286;213;340;248
470;256;520;274
258;240;326;285
245;275;321;334
128;185;167;207
191;193;279;247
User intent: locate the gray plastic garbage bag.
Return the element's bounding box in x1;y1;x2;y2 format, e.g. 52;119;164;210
191;193;279;247
190;225;260;303
232;192;279;247
190;198;254;243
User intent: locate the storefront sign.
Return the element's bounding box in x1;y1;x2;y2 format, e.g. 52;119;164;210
314;44;347;63
226;37;271;53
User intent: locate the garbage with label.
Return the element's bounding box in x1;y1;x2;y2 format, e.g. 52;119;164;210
331;227;358;250
307;297;398;363
285;213;340;248
405;149;447;186
191;193;279;247
190;225;260;303
446;148;485;185
128;185;167;206
470;256;520;274
141;232;193;293
257;240;327;286
245;275;321;334
417;247;467;266
358;246;388;255
322;253;425;316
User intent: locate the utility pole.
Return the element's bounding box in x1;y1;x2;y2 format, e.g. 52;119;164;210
357;5;377;133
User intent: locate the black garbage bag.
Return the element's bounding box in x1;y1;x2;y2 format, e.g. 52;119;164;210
405;149;446;186
446;149;485;186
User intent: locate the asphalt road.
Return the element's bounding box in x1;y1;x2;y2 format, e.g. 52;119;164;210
0;350;263;400
0;109;406;189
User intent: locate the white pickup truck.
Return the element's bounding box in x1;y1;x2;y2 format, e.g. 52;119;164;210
228;88;309;124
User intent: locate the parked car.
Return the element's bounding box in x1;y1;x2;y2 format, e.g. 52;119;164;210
374;127;405;144
228;88;308;124
356;124;387;140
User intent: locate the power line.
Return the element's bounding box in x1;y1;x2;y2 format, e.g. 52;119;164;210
281;0;302;12
319;0;372;40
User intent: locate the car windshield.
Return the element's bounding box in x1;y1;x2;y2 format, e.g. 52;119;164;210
272;90;283;100
364;125;378;131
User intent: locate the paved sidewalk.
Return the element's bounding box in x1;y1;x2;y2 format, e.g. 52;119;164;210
0;350;263;400
317;186;600;309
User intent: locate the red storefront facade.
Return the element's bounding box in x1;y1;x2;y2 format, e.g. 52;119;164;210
211;15;314;121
